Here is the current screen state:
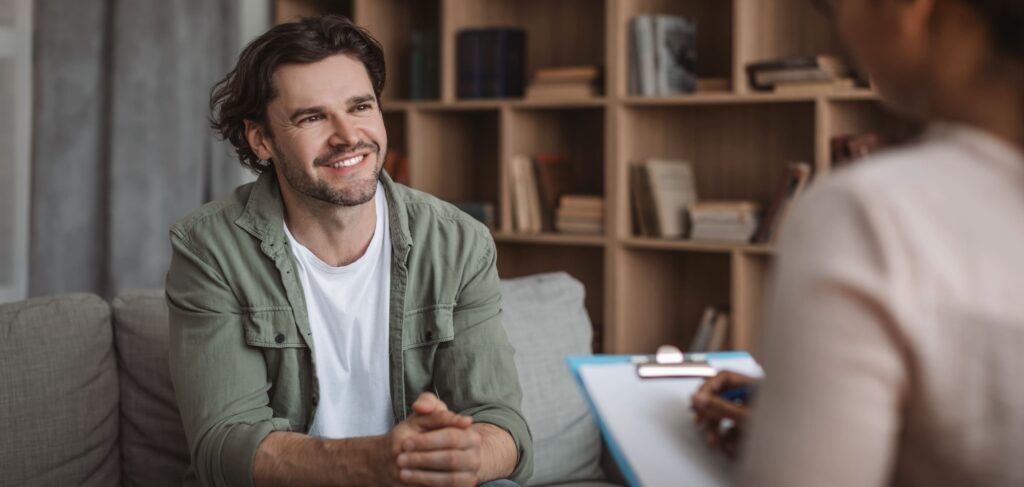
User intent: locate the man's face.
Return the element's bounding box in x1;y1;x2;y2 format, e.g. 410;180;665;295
257;54;387;208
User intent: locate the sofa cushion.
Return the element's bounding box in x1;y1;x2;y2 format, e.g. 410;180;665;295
0;294;120;485
112;290;189;487
500;272;605;486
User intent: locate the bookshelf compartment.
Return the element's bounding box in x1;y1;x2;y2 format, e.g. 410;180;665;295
496;243;606;347
731;251;771;353
357;0;441;101
616;0;734;95
383;111;407;153
445;0;607;100
619;102;815;238
611;249;730;354
827;100;917;142
408;109;500;215
733;0;845;93
275;0;353;24
505;107;606;229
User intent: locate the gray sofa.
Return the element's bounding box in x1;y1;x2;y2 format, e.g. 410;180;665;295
0;272;622;487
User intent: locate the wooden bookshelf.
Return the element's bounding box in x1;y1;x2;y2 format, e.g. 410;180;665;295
274;0;907;355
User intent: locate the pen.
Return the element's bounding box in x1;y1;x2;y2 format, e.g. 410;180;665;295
719;385;755;402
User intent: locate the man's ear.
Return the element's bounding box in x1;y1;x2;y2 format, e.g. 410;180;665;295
244;119;274;161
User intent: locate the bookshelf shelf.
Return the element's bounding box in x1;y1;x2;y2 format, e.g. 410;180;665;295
493;232;606;247
621;237;774;255
276;0;904;355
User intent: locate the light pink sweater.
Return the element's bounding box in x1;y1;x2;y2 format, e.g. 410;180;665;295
740;124;1024;487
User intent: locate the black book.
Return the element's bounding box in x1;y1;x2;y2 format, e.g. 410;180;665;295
457;28;526;99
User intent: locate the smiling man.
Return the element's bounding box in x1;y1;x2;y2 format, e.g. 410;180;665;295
166;16;531;487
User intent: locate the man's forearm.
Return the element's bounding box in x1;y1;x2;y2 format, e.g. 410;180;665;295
253;431;391;487
472;423;518;483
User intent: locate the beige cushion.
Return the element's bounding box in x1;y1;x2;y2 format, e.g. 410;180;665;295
112;290;189;487
0;294;120;485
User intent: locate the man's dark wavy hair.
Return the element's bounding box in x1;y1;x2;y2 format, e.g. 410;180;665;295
209;15;386;174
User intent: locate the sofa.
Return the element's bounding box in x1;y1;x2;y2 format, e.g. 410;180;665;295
0;272;623;487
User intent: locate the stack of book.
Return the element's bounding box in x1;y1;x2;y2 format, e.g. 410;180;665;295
629;14;697;96
752;162;813;243
630;159;698;238
525;65;601;100
688;201;761;243
688;305;731;353
456;28;526;99
746;55;855;93
555;195;604;235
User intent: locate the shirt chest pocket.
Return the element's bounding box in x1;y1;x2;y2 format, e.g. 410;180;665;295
244;309;308;348
402;305;455;350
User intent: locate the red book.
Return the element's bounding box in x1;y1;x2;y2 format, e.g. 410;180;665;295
533;154;575;231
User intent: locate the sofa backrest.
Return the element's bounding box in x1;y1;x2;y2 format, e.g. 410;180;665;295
0;294;121;486
1;273;611;486
111;290;190;487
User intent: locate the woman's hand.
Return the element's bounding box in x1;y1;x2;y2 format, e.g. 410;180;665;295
690;371;759;458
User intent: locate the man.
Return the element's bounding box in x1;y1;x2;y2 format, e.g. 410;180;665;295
166;15;532;487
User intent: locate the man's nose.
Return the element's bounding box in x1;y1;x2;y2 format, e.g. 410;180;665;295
328;116;361;147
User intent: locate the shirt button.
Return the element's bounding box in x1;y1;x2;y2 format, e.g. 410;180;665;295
275;333;285;344
425;331;434;341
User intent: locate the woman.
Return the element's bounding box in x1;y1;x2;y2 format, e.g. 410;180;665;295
692;0;1024;485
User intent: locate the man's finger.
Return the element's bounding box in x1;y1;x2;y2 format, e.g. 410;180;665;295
397;449;481;472
405;409;472;432
402;427;480;452
411;392;447;415
398;469;477;487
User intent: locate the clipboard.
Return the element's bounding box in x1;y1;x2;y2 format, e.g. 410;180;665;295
567;352;763;487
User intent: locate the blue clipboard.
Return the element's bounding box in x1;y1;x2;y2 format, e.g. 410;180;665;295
567;352;755;487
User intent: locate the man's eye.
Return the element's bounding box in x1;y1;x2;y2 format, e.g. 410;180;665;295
355;104;372;112
300;115;324;124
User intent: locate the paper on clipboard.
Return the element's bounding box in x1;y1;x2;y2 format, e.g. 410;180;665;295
571;353;764;487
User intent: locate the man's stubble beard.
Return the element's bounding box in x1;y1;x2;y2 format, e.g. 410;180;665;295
275;141;385;207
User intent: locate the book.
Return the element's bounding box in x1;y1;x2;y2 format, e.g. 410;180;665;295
533;65;601;84
533;154;575;230
560;194;605;212
746;55;851;91
457;28;526;99
772;77;856;94
707;308;731;352
509;155;543;233
630;14;698;96
410;30;440;100
644;159;699;238
453;202;495;230
629;15;657;96
689;219;760;243
654;15;698;95
752;162;813;243
688;200;761;224
525;82;598;100
630;163;660;237
688;307;719;353
556;206;604;221
555;218;604;235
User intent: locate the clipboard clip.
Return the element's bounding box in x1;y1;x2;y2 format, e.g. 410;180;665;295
636;345;717;379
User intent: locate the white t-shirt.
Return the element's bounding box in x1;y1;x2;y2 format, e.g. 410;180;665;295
283;183;394;438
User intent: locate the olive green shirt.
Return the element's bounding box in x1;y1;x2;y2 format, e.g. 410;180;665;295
166;171;533;487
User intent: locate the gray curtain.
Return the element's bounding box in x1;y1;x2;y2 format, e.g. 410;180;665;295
31;0;243;297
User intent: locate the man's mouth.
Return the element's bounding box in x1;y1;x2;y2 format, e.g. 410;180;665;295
323;153;367;169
